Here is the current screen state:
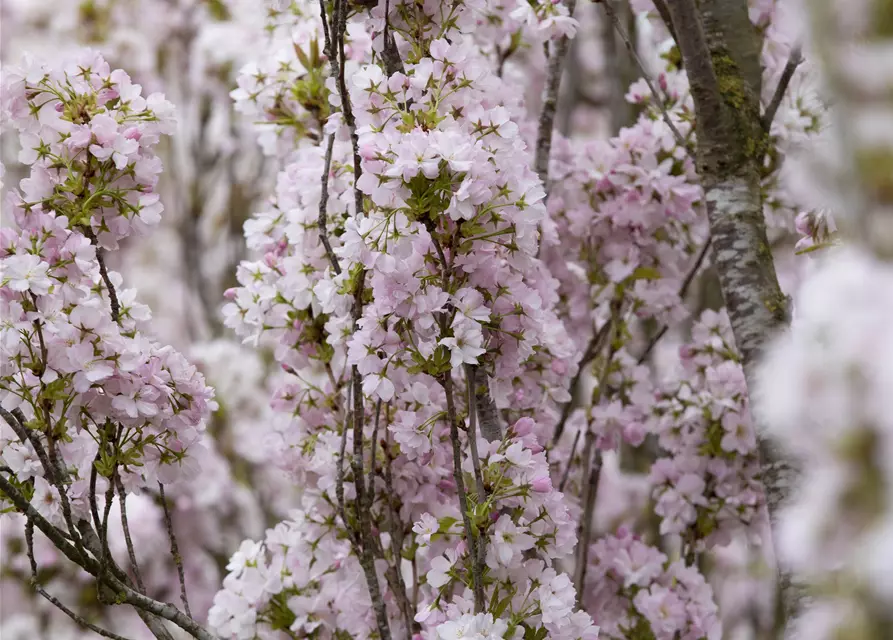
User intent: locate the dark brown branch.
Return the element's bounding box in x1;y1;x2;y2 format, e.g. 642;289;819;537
25;520;133;640
470;365;501;443
651;0;680;51
84;228;120;323
599;0;687;148
552;318;614;444
464;365;487;503
158;482;192;620
318;133;342;275
115;475;146;593
637;236;712;364
572;443;602;606
534;0;578;193
761;44;803;132
558;428;582;493
442;373;486;612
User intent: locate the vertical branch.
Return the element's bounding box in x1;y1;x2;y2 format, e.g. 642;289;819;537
158;482;192;620
600;0;686;147
318;133;342;275
84;228;120;323
572;442;602;606
115;475;146;593
552;316;615;444
661;0;800;625
464;365;487;503
534;0;579;194
442;373;486;612
471;366;502;443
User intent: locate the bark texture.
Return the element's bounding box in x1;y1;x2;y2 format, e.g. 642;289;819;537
662;0;801;624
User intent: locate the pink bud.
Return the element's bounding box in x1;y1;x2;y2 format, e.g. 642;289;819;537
223;288;238;300
264;252;277;267
512;417;535;437
623;422;646;447
528;443;544;455
551;359;568;375
679;345;695;360
456;539;467;555
531;476;552;493
794;211;813;236
123;126;142;141
438;478;456;492
419;450;435;466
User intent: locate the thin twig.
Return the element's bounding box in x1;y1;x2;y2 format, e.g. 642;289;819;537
0;475;196;639
599;0;687;148
442;373;486;612
158;482;192;619
318;133;342;275
761;44;803;132
552;318;614;444
115;474;146;593
651;0;680;53
367;399;382;505
534;0;578;194
380;406;417;635
25;520;133;640
464;365;487;503
97;479;116;599
84;228;120;323
335;0;365;219
572;445;602;606
558;428;582;492
637;236;711;364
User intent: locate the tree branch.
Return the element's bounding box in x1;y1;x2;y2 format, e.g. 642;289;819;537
442;373;486;612
599;0;687;148
761;44;803;132
115;475;147;594
552;317;614;445
637;236;712;364
572;442;602;607
663;0;801;625
157;482;191;619
534;0;578;194
24;519;134;640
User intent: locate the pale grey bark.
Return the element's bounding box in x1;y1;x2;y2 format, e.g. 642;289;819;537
471;366;502;443
535;0;578;192
661;0;801;625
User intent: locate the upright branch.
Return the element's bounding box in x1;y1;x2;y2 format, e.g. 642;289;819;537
534;0;578;194
660;0;800;624
443;373;486;612
158;483;192;620
599;0;687;147
761;44;803;132
330;1;390;637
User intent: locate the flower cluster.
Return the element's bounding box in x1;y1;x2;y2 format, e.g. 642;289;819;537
585;528;721;640
649;311;764;548
0;52;215;521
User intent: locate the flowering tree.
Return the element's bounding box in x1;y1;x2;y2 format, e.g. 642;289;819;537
2;0;878;639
